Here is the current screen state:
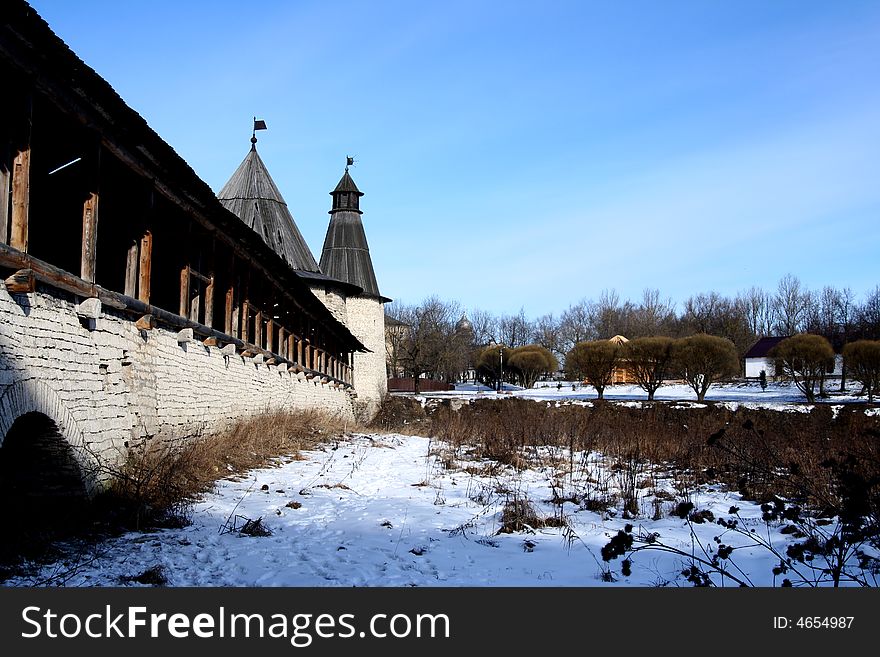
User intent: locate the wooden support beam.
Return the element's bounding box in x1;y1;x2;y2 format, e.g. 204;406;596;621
288;334;295;364
5;268;35;293
0;151;9;245
124;241;138;297
204;276;214;328
266;319;274;353
138;231;152;303
225;286;234;336
135;314;155;331
10;148;30;252
278;327;287;360
297;337;304;366
241;301;250;343
80;192;99;282
265;357;277;366
255;310;263;350
179;265;190;318
203;337;219;347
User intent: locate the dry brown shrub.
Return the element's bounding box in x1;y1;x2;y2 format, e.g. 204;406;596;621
104;409;348;529
498;496;567;534
427;398;880;507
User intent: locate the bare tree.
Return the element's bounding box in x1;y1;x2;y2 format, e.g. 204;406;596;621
497;308;534;348
857;286;880;341
468;308;498;348
682;292;724;335
773;274;809;336
559;299;595;355
736;286;775;338
837;287;857;390
393;297;464;393
532;313;563;361
591;289;626;338
630;288;676;337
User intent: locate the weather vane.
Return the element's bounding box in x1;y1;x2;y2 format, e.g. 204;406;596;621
251;117;267;147
346;156;355;171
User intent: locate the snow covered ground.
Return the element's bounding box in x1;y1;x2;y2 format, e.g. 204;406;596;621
5;431;864;588
425;380;868;412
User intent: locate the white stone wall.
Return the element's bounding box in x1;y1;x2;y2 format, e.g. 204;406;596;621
0;284;355;490
345;296;388;420
309;285;348;325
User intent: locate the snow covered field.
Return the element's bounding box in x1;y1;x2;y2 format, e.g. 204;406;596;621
429;380;867;409
6;428;864;588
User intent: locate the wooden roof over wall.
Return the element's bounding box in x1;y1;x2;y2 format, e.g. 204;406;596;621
2;1;365;350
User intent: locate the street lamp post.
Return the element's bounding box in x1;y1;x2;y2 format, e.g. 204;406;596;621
499;344;504;393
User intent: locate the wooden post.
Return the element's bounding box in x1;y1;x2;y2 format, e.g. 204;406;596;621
241;301;250;343
10;148;30;252
297;336;304;365
179;265;190;318
81;192;99;282
266;319;274;353
124;241;138;297
255;310;263;349
138;231;152;303
225;286;234;336
278;327;286;359
204;275;214;328
287;334;295;363
0;146;9;244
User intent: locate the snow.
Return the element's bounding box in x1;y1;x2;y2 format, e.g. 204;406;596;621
5;431;864;588
430;380;869;411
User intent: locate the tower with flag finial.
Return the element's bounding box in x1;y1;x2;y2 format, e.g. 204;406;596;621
317;159;390;417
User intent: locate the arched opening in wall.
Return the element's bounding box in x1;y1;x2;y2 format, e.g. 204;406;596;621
0;412;90;567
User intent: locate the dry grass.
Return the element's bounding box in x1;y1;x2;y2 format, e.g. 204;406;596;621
419;397;880;508
497;496;568;534
103;409;349;529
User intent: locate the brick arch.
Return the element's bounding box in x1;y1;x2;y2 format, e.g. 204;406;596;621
0;378;99;496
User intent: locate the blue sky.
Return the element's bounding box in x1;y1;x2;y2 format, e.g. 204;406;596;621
27;0;880;317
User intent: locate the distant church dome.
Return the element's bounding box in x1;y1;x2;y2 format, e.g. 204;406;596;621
456;314;473;333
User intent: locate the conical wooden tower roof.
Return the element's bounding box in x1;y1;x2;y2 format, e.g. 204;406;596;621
319;167;387;300
218;141;320;272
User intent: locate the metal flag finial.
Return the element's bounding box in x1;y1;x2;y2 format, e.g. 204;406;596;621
346;156;354;171
251;117;267;147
